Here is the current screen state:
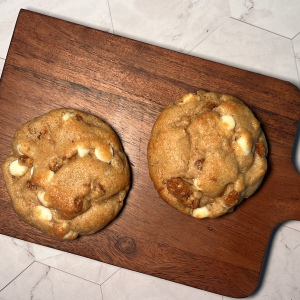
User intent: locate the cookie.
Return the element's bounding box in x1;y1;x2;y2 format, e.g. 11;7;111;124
147;90;268;218
2;108;130;239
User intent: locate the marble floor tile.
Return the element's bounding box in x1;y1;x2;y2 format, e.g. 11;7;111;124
0;0;113;59
101;267;222;300
0;235;35;290
223;225;300;300
293;33;300;86
284;220;300;233
0;57;4;77
32;243;120;285
108;0;230;53
190;18;299;87
0;261;103;300
291;33;300;174
229;0;300;39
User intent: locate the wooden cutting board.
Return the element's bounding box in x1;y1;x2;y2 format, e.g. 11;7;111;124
0;10;299;298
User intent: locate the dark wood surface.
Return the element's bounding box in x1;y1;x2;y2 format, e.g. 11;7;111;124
0;10;299;298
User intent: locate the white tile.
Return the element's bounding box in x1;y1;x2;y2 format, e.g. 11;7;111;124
0;58;4;78
284;220;300;232
101;268;221;300
293;33;300;86
32;243;119;285
190;18;299;87
0;0;113;59
291;34;300;173
0;235;35;290
223;225;300;300
229;0;300;39
108;0;230;53
0;261;102;300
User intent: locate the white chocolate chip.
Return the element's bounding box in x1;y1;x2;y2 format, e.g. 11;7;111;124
182;93;194;103
34;206;52;221
62;112;73;121
221;115;235;130
30;167;34;177
95;145;113;163
37;190;49;207
16;144;23;155
236;135;251;156
180;93;199;104
193;190;203;199
234;178;246;193
77;146;90;157
193;178;203;191
192;206;210;218
9;160;28;177
47;170;55;182
63;230;76;239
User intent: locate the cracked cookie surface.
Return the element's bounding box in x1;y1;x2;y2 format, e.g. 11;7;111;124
2;108;130;239
147;90;268;218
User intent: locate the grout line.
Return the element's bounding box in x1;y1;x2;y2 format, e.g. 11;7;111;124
282;223;300;234
99;284;104;300
34;252;67;264
106;0;115;34
290;38;300;85
291;31;300;40
0;261;35;292
230;17;292;40
37;260;122;289
187;17;229;54
188;14;295;55
36;261;102;287
99;267;121;287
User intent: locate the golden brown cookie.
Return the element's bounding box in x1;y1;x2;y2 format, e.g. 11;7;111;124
147;90;267;218
2;108;130;239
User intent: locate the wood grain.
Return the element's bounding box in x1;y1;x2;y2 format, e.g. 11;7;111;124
0;10;299;298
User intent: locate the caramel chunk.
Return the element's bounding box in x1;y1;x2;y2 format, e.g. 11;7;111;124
87;180;105;199
225;191;240;207
18;155;33;165
181;195;200;209
255;141;265;157
166;177;192;201
49;157;64;173
206;102;218;110
76;114;83;121
26;180;37;189
194;158;205;171
74;197;84;213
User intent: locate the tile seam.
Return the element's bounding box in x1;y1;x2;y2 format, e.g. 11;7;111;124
230;17;292;40
291;31;300;40
290;38;300;85
36;261;103;287
282;224;300;234
106;0;115;34
0;261;35;292
187;17;230;54
99;267;121;287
